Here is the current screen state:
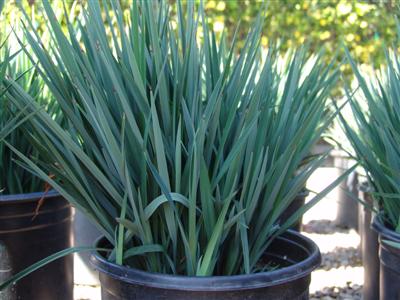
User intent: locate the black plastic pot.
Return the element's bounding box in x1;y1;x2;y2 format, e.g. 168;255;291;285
358;182;379;300
333;151;358;230
91;230;321;300
0;190;74;300
372;214;400;300
279;190;309;231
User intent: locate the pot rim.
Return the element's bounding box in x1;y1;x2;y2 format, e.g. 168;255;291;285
0;189;59;204
90;230;321;292
372;212;400;243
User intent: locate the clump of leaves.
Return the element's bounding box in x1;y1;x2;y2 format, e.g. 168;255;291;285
5;0;349;276
0;40;51;195
340;45;400;233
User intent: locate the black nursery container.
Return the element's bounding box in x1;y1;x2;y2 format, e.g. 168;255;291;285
279;191;309;231
332;150;359;230
358;182;379;300
372;214;400;300
0;190;74;300
91;230;321;300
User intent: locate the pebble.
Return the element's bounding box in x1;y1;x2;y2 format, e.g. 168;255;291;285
303;220;350;234
304;219;363;299
310;282;362;299
320;247;361;271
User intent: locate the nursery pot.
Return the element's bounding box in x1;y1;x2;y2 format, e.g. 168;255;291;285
0;190;73;300
91;230;321;300
358;182;379;300
279;190;309;231
372;214;400;300
333;150;358;230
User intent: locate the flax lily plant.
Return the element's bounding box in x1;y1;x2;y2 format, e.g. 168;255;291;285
3;0;352;278
340;46;400;234
0;33;59;194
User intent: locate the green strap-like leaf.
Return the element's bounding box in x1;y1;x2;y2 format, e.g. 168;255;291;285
0;247;109;291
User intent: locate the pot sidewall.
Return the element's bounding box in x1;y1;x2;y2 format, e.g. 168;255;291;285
90;231;321;299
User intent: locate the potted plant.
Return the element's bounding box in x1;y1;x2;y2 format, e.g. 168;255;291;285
322;114;359;231
339;44;400;300
1;1;354;298
0;32;73;300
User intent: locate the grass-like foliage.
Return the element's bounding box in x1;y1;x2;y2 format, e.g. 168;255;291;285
0;39;54;195
5;0;344;275
340;45;400;233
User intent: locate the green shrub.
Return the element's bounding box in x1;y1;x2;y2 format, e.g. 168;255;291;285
0;41;48;194
340;45;400;232
2;0;398;80
3;0;350;277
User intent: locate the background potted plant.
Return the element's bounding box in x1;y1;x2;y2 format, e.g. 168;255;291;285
1;1;355;299
320;112;360;231
331;148;359;230
0;31;73;300
339;44;400;300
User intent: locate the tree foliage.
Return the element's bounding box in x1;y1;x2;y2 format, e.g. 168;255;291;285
2;0;398;74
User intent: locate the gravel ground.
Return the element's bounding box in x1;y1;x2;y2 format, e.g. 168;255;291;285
303;219;352;235
305;168;363;299
304;220;362;272
320;246;361;271
310;283;362;300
